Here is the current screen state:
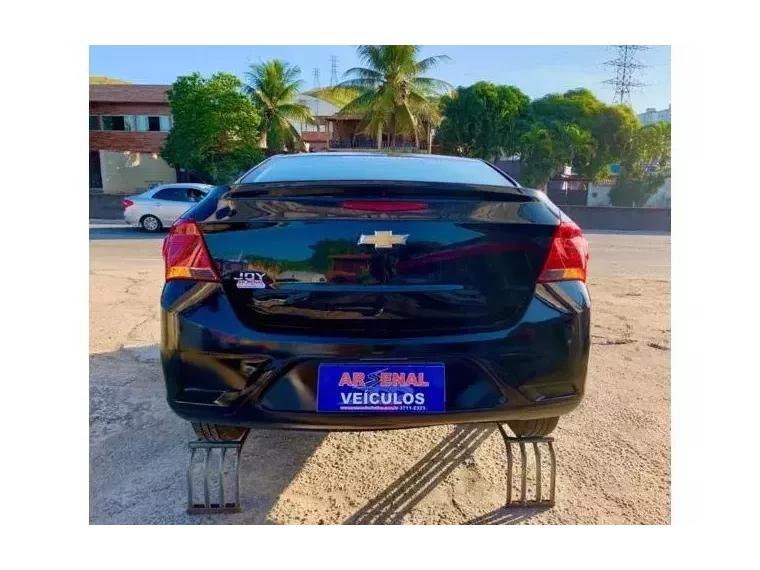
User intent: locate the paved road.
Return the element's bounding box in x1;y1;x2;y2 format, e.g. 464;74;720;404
89;222;670;524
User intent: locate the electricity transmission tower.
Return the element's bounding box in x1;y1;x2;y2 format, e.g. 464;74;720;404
603;45;649;105
330;55;339;86
312;67;320;117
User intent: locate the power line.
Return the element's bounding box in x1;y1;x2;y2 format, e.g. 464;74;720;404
603;45;650;105
330;55;339;86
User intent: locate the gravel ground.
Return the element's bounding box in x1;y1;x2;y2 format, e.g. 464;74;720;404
89;225;670;524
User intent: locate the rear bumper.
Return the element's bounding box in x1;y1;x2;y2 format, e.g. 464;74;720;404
160;281;590;431
124;208;140;226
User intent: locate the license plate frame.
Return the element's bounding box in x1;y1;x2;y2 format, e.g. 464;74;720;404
317;362;446;413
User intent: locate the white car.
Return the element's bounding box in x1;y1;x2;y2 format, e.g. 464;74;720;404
123;183;213;232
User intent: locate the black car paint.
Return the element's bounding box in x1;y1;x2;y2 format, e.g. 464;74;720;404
160;163;590;431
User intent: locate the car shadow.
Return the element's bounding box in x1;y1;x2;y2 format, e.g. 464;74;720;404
345;425;494;524
91;344;547;525
89;344;325;524
89;226;165;241
464;505;550;525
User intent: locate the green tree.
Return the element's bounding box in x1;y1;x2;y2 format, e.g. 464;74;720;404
585;104;640;179
316;45;451;149
609;121;671;206
161;73;265;184
620;121;671;174
243;60;315;153
515;89;639;188
435;82;531;161
517;124;568;190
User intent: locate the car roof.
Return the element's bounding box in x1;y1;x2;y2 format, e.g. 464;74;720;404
268;152;495;166
143;183;211;194
152;183;212;190
273;151;478;161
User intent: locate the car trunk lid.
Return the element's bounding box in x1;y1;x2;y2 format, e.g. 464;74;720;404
198;182;560;338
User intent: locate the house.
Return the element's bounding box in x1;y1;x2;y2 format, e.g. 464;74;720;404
324;114;434;152
290;94;340;152
302;131;330;152
89;84;177;194
286;92;435;152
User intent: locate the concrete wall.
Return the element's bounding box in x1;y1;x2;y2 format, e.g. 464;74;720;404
643;178;671;208
90;194;128;219
587;183;613;206
587;178;671;209
561;206;670;232
100;151;176;195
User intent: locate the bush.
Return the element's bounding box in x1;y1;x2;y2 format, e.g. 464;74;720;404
609;170;668;207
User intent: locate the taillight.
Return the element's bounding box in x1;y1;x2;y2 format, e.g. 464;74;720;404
162;219;219;282
123;199;134;208
537;220;589;283
341;201;428;212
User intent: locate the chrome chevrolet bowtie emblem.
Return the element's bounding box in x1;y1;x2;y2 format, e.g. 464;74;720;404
358;231;409;249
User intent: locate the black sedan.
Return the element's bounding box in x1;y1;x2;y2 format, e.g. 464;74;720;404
160;153;590;441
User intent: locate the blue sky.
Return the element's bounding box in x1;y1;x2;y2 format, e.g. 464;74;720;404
89;45;670;113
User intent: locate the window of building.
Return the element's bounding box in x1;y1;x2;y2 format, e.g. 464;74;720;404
101;116;135;131
136;115;171;132
89;116;101;131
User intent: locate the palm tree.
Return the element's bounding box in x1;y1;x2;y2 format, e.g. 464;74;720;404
243;60;316;153
559;123;595;171
317;45;451;150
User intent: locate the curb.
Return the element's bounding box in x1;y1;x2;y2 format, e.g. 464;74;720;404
90;218;125;224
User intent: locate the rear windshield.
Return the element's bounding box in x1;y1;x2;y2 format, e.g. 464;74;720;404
239;154;514;187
